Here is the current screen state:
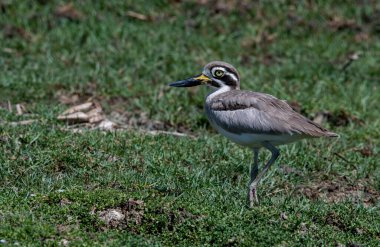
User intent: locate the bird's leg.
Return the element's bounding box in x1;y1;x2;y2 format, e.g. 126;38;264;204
250;148;260;182
248;142;280;207
247;148;259;204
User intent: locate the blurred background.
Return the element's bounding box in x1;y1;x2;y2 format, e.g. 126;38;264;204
1;0;379;129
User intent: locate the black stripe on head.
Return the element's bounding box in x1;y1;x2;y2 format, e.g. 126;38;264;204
225;67;238;78
221;73;238;88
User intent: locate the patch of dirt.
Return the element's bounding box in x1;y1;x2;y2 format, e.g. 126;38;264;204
55;81;99;104
324;212;347;231
195;0;252;15
354;32;370;42
297;176;380;207
353;146;374;157
280;165;302;176
312;110;364;127
240;30;278;67
142;207;203;234
56;223;79;234
2;25;33;40
286;8;379;39
96;200;202;233
286;11;318;32
328;16;362;32
97;199;145;229
167;207;200;229
241;32;277;50
54;3;84;21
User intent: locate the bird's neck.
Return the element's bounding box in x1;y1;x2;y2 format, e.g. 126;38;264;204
206;85;235;101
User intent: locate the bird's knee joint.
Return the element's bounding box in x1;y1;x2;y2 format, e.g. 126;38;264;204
249;183;257;190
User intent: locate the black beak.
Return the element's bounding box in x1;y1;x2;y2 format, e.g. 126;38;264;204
169;74;211;87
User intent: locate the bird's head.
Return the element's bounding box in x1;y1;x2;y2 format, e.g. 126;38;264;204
169;61;240;90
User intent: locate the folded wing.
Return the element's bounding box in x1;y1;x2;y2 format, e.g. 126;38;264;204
206;91;337;137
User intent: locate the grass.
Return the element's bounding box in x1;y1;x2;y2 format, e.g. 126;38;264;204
1;1;379;246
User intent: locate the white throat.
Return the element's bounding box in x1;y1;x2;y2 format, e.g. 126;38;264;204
206;85;232;102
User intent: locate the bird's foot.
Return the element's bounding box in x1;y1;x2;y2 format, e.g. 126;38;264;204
248;186;259;207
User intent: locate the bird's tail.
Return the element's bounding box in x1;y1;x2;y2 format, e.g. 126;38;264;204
325;131;339;138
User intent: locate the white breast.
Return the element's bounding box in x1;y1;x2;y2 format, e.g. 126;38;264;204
210;122;302;148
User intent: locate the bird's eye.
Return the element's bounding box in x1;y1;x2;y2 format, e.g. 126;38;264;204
213;69;224;78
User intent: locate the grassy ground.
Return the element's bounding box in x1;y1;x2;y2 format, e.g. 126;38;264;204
1;1;379;246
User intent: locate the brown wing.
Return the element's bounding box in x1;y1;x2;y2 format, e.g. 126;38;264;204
207;90;338;137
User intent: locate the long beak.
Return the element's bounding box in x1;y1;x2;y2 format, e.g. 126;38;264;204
169;74;211;87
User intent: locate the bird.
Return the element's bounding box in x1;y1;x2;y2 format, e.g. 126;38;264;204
169;61;338;207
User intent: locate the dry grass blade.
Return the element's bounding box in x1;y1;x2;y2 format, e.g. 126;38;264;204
0;119;38;126
126;11;149;21
61;102;93;115
15;104;26;115
86;107;102;116
7;100;12;112
89;115;105;123
57;112;89;123
3;25;33;40
87;106;105;123
146;130;196;139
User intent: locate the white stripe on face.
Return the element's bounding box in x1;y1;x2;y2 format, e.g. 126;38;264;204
227;72;238;82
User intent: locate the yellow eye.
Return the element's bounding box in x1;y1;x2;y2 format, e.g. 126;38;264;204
214;69;224;78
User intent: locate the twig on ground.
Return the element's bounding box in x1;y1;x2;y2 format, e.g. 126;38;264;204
0;119;38;126
7;100;12;112
144;130;196;139
61;102;93;115
16;104;24;115
126;11;149;21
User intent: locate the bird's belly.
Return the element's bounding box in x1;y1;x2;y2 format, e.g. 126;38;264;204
211;121;302;147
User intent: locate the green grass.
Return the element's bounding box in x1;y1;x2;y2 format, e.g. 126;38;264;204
1;1;379;246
